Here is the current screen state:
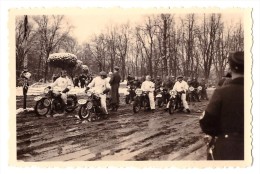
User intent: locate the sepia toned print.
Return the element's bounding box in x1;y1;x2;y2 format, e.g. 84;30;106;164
9;8;252;167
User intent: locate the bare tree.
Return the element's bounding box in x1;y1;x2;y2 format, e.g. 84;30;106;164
15;16;36;76
136;16;158;77
33;15;72;82
89;34;107;72
116;23;131;81
197;14;222;80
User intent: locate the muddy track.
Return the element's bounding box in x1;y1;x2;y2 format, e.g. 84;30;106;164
16;95;208;161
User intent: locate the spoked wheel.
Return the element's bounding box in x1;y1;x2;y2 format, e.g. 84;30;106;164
133;101;141;113
35;98;50;116
78;104;92;120
65;96;78;112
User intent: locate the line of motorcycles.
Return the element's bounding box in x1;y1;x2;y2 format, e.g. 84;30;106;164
33;85;204;121
125;85;204;114
33;87;115;121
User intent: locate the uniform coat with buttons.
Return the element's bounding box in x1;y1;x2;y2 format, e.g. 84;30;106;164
200;77;244;160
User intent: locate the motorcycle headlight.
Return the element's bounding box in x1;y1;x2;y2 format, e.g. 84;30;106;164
78;99;87;105
43;99;51;107
135;89;143;95
170;90;176;96
86;101;93;109
44;87;50;94
86;91;92;97
198;86;202;90
189;87;194;91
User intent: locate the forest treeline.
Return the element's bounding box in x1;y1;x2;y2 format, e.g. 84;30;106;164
16;14;243;85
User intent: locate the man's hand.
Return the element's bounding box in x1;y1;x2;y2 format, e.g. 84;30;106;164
85;87;90;93
62;88;69;93
47;86;51;89
103;88;110;94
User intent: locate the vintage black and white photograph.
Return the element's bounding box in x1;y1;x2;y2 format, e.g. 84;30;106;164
12;8;251;164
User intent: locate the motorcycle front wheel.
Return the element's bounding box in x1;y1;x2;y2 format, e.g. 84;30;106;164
157;98;164;108
168;101;175;115
78;104;92;120
133;100;141;113
35;98;50;116
143;99;150;111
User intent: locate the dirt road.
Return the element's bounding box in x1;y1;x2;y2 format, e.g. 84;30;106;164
16;95;208;161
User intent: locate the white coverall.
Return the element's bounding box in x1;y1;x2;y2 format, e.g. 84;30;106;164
172;80;189;109
51;76;73;104
88;76;111;114
141;80;155;110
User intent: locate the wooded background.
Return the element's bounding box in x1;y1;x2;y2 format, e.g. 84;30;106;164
16;14;244;85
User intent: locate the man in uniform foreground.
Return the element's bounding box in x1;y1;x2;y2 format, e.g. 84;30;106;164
200;51;244;160
172;76;191;113
141;75;155;112
86;71;111;115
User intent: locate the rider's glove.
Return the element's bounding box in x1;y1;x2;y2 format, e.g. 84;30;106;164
85;87;90;93
62;88;69;93
103;88;110;94
47;86;51;89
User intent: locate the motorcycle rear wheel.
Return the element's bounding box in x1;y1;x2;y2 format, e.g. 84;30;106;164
65;95;78;112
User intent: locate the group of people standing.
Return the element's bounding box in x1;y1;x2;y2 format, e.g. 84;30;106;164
73;74;93;88
127;74;192;113
47;51;244;161
126;51;245;161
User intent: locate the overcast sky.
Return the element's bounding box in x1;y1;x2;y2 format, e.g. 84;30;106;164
65;11;243;44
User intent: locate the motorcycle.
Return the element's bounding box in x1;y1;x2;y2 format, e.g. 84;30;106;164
34;87;78;116
168;90;184;114
125;86;136;104
78;90;110;121
155;87;169;108
187;86;202;102
133;89;151;113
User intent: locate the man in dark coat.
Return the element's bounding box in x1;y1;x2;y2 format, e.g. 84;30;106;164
155;76;163;89
79;73;87;88
200;51;244;160
162;76;174;91
200;78;208;100
190;77;201;102
218;72;232;87
132;76;141;89
74;75;79;87
109;66;121;111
